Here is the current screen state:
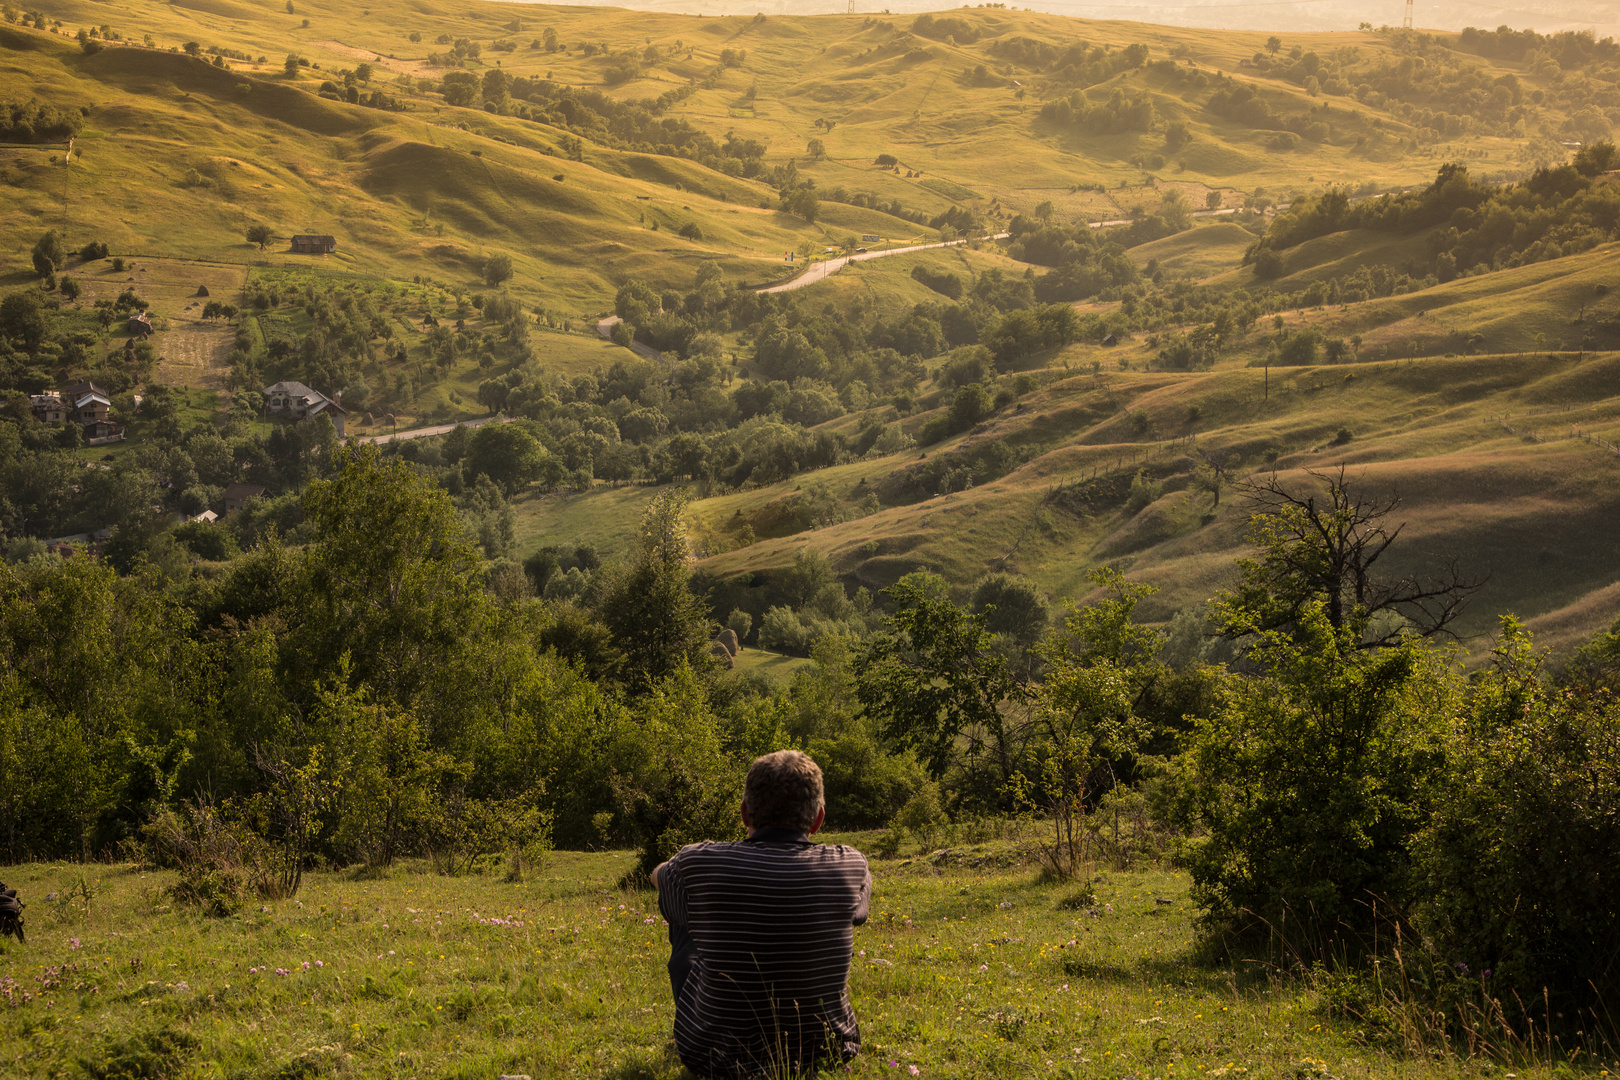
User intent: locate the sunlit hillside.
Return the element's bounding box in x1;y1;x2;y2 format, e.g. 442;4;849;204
5;0;1620;651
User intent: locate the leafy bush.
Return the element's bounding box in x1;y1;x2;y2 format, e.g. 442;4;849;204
608;666;749;877
811;732;926;829
911;265;963;300
1176;602;1451;930
144;802;253;916
0;99;85;143
1413;620;1620;1027
892;781;949;845
911;13;980;43
420;790;549;877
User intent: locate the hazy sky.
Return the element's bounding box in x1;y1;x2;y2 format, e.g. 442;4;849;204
518;0;1620;36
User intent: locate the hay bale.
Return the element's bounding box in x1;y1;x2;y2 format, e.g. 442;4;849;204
715;628;740;657
708;641;735;669
196;284;209;297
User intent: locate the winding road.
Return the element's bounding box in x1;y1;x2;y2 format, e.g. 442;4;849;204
595;316;664;362
758;233;1012;294
359;414;514;445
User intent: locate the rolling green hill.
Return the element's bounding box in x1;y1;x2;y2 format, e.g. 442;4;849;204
6;0;1620;654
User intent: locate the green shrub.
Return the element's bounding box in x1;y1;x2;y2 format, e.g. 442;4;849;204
1175;602;1451;931
608;665;748;877
170;859;247;917
759;604;809;654
1412;619;1620;1028
892;781;948;846
811;732;926;829
1123;470;1162;514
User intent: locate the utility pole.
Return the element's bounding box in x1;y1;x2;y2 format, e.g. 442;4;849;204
1403;0;1413;28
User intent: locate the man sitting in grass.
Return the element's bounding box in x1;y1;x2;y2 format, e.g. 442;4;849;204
652;749;872;1077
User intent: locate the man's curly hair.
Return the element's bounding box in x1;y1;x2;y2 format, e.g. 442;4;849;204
744;750;824;831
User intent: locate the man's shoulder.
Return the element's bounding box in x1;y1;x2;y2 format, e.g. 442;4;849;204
676;839;868;870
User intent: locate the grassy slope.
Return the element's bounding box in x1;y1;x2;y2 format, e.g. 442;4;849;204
6;0;1618;648
0;843;1559;1080
672;237;1620;654
0;1;1579;306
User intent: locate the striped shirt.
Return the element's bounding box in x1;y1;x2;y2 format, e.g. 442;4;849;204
658;829;872;1077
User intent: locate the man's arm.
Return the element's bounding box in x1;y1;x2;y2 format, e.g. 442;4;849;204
852;864;872;927
654;855;688;929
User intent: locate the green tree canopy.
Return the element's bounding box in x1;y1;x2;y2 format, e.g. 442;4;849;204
30;231;64;278
483;252;514;287
464;423;547;494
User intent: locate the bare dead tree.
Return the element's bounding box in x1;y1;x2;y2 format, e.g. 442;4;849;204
1219;466;1486;650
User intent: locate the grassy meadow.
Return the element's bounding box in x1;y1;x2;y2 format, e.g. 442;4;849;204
3;833;1595;1080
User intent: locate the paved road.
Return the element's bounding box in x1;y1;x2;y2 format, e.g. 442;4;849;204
359;414;514;445
759;234;1012;294
596;315;663;362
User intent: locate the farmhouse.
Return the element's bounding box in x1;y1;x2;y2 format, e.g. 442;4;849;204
32;381;125;441
291;235;337;254
29;393;66;424
128;312;154;337
65;381;113;426
262;380;347;437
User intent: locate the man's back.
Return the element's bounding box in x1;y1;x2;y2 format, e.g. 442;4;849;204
658;830;871;1077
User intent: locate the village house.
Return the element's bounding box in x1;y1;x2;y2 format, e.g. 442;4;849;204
43;380;126;442
127;312;154;337
67;386;112;427
222;483;268;514
30;393;66;424
262;380;347;437
291;235;337;255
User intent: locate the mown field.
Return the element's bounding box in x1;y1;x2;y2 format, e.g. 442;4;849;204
0;833;1590;1080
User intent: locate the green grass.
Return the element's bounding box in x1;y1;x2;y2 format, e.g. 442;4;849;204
729;646;813;684
0;837;1576;1079
511;483;660;558
1128;221;1259;277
